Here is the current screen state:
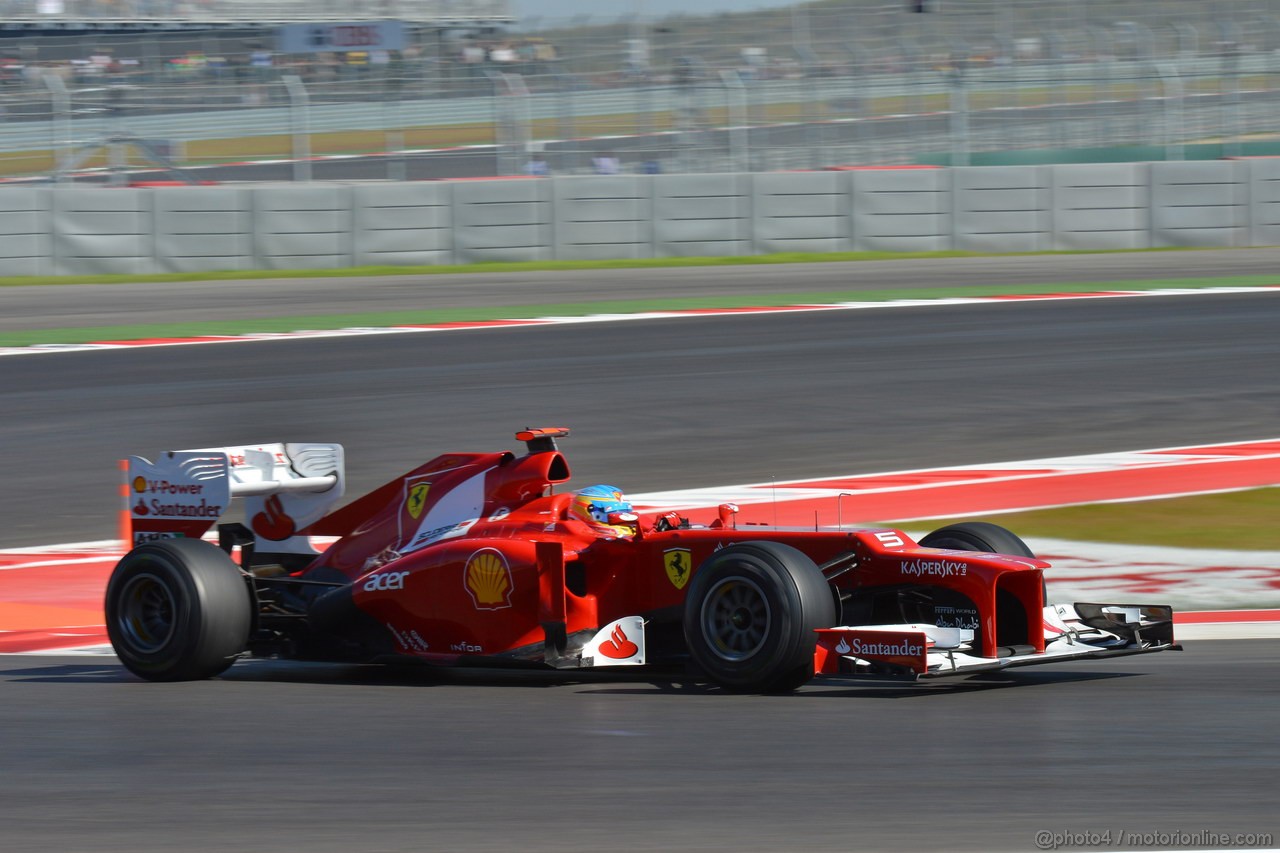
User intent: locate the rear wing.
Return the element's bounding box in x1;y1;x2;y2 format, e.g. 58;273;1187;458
121;443;345;553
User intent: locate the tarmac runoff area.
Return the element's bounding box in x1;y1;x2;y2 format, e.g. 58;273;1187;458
2;437;1278;654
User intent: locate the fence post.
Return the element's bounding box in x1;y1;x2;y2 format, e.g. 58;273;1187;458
486;70;531;177
1218;21;1242;159
1087;25;1115;147
553;72;579;174
43;75;73;183
282;75;312;182
947;52;970;168
719;69;749;173
384;73;406;182
1156;62;1185;162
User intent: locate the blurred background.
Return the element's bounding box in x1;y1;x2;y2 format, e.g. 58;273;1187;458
3;0;1280;180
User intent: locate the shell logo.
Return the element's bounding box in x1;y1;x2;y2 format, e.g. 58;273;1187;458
464;548;514;610
132;476;147;493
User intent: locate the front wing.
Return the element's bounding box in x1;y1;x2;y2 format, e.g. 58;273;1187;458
814;603;1180;680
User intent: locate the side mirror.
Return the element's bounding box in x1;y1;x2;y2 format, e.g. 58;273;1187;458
714;503;739;529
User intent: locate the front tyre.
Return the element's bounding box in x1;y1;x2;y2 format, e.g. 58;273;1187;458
683;542;836;693
105;538;252;682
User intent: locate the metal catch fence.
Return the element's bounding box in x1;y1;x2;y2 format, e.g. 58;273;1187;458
2;0;1279;181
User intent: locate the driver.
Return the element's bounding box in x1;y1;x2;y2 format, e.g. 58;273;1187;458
569;484;639;538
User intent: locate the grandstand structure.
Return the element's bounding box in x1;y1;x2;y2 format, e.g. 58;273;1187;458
0;0;513;33
2;1;1279;183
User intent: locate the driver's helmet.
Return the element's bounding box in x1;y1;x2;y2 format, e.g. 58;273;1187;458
570;484;637;537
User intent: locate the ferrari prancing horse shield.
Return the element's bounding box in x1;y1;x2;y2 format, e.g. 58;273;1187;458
663;548;692;590
406;483;430;519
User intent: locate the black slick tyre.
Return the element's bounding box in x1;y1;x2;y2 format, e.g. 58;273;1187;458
918;521;1035;558
919;519;1043;600
105;538;252;682
920;521;1043;651
683;542;836;693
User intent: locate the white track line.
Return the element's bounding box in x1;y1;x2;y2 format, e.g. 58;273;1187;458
3;285;1277;357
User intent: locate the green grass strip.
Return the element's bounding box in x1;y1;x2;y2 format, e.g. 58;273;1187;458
0;247;1215;288
5;267;1274;343
0;251;975;287
4;272;1277;348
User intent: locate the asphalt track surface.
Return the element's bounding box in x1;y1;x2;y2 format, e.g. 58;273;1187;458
8;247;1280;333
3;249;1280;547
4;250;1280;851
1;642;1276;852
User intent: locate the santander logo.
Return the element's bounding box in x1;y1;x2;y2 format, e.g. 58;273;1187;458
598;624;639;659
251;494;297;541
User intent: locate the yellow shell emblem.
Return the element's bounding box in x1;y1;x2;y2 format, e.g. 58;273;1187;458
464;549;513;610
405;483;430;519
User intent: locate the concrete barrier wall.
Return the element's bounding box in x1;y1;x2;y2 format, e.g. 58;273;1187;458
253;185;354;270
1150;160;1248;248
753;171;848;254
155;187;254;273
654;173;752;256
953;166;1052;253
1249;158;1280;248
1051;163;1149;251
554;176;652;260
6;161;1280;275
353;182;453;267
0;188;51;276
850;168;950;253
52;188;153;276
453;178;552;263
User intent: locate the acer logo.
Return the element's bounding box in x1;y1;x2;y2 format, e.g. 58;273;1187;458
363;571;408;592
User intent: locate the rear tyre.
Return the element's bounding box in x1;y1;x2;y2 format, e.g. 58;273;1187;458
920;521;1043;651
683;542;836;693
918;521;1035;557
105;538;252;682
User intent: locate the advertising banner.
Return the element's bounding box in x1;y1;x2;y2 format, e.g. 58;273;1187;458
277;21;406;54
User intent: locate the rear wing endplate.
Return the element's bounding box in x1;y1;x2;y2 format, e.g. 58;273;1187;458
121;443;345;553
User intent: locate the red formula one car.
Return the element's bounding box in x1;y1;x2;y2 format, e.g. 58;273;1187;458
106;428;1179;690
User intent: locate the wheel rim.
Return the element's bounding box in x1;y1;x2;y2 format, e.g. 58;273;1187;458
117;572;177;653
700;576;771;662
